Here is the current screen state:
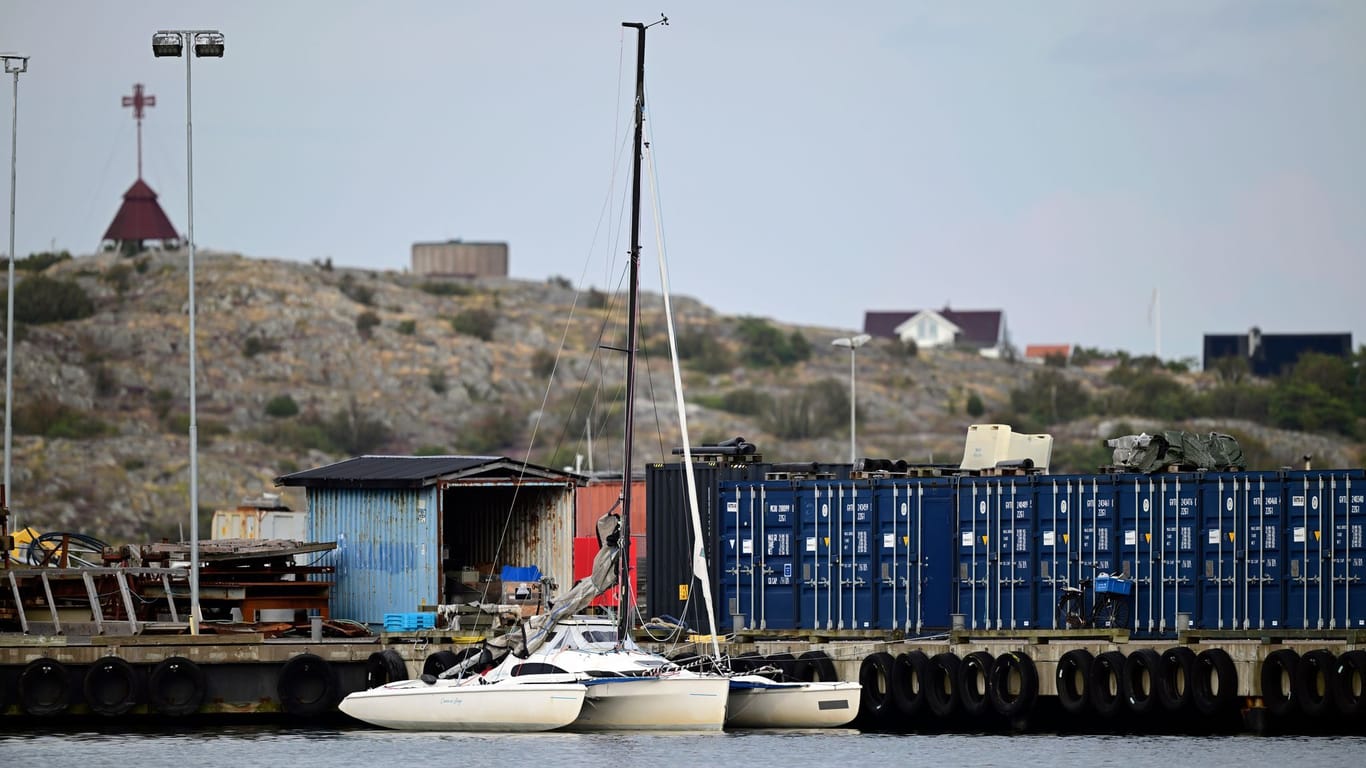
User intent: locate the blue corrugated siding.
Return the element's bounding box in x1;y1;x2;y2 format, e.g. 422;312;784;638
307;486;440;625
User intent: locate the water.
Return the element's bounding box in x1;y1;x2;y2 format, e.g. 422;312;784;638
2;727;1362;767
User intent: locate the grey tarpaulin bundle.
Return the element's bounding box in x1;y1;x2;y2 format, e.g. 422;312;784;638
1106;431;1246;473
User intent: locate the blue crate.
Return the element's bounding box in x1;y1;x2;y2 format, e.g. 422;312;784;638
1094;574;1133;597
384;612;435;631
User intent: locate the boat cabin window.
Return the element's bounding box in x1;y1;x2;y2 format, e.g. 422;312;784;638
511;662;567;676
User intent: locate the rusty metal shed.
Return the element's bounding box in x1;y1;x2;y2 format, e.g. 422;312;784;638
276;455;579;626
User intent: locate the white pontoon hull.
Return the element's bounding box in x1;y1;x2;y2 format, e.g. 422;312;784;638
339;678;587;731
571;676;730;731
725;678;861;729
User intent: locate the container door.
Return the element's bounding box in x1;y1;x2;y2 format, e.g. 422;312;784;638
799;482;837;630
837;482;876;630
1334;471;1366;629
1287;472;1332;629
757;484;800;630
1117;475;1200;636
719;482;756;631
1295;470;1366;629
956;478;993;630
875;479;912;632
1036;477;1079;629
995;478;1036;629
1199;473;1285;630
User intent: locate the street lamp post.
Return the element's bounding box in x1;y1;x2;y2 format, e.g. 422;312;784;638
831;334;871;464
153;30;223;634
2;52;28;540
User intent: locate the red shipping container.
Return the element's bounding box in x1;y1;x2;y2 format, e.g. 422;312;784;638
574;536;639;608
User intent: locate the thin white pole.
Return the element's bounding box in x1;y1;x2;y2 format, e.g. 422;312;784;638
4;61;23;528
183;37;202;634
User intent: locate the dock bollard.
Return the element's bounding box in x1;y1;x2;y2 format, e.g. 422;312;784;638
311;615;322;641
951;614;965;631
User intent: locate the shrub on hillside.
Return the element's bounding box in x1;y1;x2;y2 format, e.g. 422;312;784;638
16;250;71;272
451;308;496;340
265;395;300;418
736;317;809;367
356;310;380;338
14;396;109;439
760;379;848;439
419;280;470;297
15;275;94;324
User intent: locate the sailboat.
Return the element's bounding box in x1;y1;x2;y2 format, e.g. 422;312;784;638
342;16;729;733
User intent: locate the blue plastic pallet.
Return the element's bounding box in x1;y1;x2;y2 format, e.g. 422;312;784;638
384;612;435;631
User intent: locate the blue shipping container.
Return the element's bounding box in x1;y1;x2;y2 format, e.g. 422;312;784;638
718;481;801;631
956;478;1037;630
798;481;876;630
872;478;954;632
1199;472;1284;630
1115;474;1200;636
1285;470;1366;629
1033;476;1118;628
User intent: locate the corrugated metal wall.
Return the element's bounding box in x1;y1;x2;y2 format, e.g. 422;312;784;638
439;482;574;597
576;480;646;559
308;486;441;625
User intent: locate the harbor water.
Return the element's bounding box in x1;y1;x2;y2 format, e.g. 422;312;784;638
2;727;1361;767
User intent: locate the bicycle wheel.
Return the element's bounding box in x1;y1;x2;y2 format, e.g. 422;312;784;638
1056;593;1082;629
1092;593;1125;628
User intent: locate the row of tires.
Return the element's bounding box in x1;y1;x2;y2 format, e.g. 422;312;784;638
1;654;339;718
859;647;1244;727
1259;648;1366;718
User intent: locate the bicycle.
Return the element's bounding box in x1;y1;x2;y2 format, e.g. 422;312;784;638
1055;571;1132;629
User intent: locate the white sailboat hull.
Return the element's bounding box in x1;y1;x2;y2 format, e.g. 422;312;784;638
571;676;730;731
725;678;862;729
339;678;587;731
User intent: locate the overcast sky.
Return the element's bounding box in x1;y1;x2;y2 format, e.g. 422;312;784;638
3;1;1363;363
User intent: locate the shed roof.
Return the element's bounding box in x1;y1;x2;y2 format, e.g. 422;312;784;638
275;454;580;489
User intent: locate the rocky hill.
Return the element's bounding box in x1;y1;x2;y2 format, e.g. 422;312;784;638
4;251;1361;544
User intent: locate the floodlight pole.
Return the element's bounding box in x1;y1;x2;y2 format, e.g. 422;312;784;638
832;334;871;464
2;53;28;538
154;30;222;634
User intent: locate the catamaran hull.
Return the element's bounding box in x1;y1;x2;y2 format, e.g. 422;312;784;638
339;680;587;731
725;680;862;729
571;676;729;731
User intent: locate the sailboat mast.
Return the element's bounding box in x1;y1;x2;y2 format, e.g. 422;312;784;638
619;20;648;639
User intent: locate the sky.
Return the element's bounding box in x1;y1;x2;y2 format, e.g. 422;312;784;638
2;0;1363;364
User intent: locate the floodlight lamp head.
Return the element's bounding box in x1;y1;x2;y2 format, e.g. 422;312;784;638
152;31;184;57
193;32;225;58
1;53;29;74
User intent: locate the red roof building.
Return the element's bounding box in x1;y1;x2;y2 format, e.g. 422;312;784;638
102;178;179;250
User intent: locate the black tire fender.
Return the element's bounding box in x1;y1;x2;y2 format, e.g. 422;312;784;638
1332;649;1366;717
958;651;994;718
1122;648;1162;715
858;652;898;727
765;652;797;681
988;651;1038;719
798;650;838;682
1293;648;1336;718
1055;649;1093;716
365;649;409;689
149;656;207;717
1157;646;1197;713
1193;648;1238;716
891;650;930;718
1260;648;1299;717
19;657;70;717
422;650;462;677
83;655;140;717
1088;651;1126;718
277;653;337;718
926;652;961;718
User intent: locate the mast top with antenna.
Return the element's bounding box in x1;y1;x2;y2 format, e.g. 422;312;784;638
623;14;669;31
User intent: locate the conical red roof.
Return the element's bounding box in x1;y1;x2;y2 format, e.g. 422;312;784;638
102;178;178;242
